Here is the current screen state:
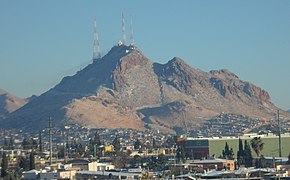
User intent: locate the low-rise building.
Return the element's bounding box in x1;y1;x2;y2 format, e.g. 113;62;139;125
66;159;90;170
39;171;58;180
75;170;141;180
22;170;40;180
88;161;115;171
178;134;290;160
276;164;290;177
57;169;76;180
191;158;235;171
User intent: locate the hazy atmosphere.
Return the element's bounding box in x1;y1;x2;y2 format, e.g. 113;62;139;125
0;0;289;110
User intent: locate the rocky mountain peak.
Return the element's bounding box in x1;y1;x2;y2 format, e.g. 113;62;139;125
243;82;270;102
111;45;151;92
1;45;288;134
168;57;186;65
156;57;200;95
210;69;239;80
0;88;27;119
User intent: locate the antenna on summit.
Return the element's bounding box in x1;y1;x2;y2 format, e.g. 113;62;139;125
122;13;126;45
130;16;134;46
93;16;101;62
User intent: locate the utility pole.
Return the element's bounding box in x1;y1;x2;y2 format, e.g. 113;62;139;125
48;116;53;165
277;110;282;157
66;132;69;160
39;130;43;152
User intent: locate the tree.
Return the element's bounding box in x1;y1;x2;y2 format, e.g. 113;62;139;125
132;155;142;167
112;151;129;168
244;140;253;167
9;136;14;150
1;153;8;178
176;144;185;163
10;167;22;180
75;142;86;157
58;144;66;159
134;139;142;150
29;152;35;170
3;138;9;150
229;148;234;160
222;142;229;158
237;138;244;167
90;131;101;146
148;154;167;172
148;156;157;170
286;153;290;165
112;135;121;153
156;153;167;171
163;136;177;148
258;155;266;168
250;137;264;158
250;137;264;168
152;138;157;148
88;131;103;158
18;156;30;171
22;137;37;150
222;142;234;160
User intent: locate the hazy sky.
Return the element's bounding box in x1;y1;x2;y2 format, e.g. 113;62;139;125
0;1;289;110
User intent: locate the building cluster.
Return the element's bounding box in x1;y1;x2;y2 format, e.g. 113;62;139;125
191;113;290;137
191;113;261;137
1;123;290;179
0;125;177;179
1;112;290;179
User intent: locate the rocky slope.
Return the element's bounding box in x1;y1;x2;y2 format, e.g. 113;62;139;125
2;45;289;134
0;89;27;119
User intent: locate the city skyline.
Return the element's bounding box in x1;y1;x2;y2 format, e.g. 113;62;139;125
0;1;289;110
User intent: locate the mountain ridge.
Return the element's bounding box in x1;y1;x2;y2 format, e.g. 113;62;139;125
0;88;27;119
2;45;289;134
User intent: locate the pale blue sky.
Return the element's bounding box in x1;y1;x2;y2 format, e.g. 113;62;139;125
0;1;289;110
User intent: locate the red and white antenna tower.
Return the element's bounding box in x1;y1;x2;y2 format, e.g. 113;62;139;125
130;16;134;46
93;16;101;61
122;13;126;45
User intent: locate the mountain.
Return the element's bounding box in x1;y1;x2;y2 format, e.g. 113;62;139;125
288;109;290;113
2;45;289;134
26;95;38;102
0;89;27;119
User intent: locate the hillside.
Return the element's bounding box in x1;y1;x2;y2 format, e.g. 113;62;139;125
0;89;27;119
1;45;289;134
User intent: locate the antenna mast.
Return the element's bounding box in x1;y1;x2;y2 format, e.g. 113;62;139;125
130;16;134;46
93;16;101;61
122;13;126;45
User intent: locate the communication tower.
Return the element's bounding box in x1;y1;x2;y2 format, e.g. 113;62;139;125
93;17;101;61
122;13;126;45
130;16;134;46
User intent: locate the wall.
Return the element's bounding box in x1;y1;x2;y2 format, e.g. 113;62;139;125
209;136;290;158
